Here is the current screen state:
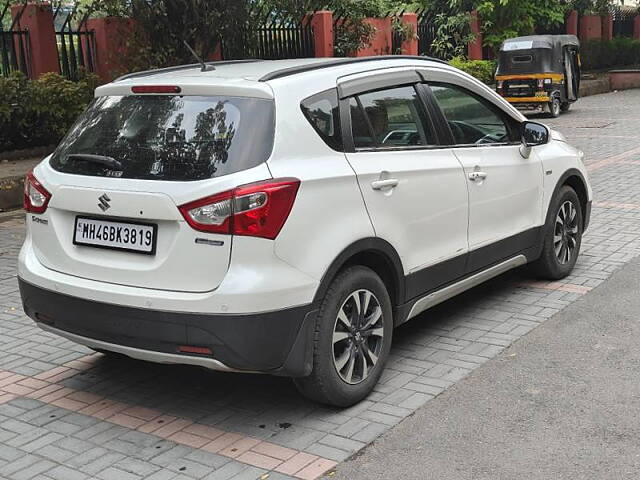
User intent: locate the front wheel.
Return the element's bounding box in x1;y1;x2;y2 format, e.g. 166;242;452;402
293;266;393;407
531;185;583;279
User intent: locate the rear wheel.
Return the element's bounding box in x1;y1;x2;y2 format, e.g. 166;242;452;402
294;266;393;407
548;95;561;118
560;101;571;112
531;186;583;279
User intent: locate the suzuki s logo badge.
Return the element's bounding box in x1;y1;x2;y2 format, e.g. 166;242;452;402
98;194;111;212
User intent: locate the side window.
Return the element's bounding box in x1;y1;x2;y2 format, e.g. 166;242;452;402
429;83;516;145
350;97;375;149
301;89;342;151
349;85;436;149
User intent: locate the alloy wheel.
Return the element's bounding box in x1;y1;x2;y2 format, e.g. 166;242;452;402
332;289;385;385
554;200;579;265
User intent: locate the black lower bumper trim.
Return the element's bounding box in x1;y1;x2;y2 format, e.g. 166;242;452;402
19;278;317;376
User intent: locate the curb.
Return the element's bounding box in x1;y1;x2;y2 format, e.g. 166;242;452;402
579;76;611;97
0;175;24;213
0;145;55;162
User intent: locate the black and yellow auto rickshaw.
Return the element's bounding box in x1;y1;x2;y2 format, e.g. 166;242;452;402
495;35;581;117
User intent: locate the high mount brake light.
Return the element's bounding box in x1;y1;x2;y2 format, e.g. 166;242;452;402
178;178;300;240
24;172;51;214
131;85;182;94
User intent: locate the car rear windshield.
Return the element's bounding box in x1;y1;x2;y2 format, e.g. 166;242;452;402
50;95;275;181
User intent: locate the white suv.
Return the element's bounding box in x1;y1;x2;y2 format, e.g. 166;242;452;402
19;57;592;407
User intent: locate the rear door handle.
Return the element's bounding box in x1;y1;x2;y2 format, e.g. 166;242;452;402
371;179;399;190
468;171;487;181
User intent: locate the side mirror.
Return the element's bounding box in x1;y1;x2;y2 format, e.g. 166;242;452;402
520;121;549;158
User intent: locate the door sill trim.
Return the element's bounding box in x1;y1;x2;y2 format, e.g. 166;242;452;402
406;255;527;320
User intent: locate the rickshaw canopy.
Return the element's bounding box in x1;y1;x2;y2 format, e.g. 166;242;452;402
496;35;580;76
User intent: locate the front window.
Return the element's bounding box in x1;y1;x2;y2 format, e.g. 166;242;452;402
429;83;516;145
50;95;275;181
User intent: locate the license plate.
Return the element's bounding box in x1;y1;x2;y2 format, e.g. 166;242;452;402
74;216;157;255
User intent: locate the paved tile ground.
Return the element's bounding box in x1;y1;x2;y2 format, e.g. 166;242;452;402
1;89;640;480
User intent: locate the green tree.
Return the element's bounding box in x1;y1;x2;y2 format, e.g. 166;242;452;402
570;0;611;15
471;0;568;52
411;0;476;59
86;0;251;70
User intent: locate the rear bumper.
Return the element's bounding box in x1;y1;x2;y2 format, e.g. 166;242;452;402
19;278;318;377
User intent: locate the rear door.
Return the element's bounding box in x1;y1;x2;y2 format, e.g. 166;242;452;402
426;81;543;271
33;92;275;293
340;76;469;299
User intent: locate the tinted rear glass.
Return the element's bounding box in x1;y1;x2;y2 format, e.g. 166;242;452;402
50;95;274;181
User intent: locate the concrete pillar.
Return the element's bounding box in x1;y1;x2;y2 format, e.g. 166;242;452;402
209;43;223;61
11;2;59;77
468;10;483;60
400;13;418;55
311;11;333;57
355;17;392;57
602;15;613;41
567;10;579;36
580;15;602;43
86;17;133;83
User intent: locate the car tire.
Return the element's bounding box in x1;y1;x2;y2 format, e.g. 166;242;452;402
293;266;393;407
531;185;583;280
560;101;571;112
548;95;561;118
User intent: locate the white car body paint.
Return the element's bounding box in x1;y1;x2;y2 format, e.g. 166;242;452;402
18;57;592;378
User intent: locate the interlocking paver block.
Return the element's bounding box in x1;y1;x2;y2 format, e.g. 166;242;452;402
294;458;337;480
274;452;318;476
236;450;282;470
201;432;244;454
2;89;640;480
251;442;297;461
168;431;210;449
46;465;90;480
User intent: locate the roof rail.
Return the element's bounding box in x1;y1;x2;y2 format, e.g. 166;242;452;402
114;59;262;82
258;55;448;82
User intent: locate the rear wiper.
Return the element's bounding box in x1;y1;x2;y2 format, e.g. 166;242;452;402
67;154;123;170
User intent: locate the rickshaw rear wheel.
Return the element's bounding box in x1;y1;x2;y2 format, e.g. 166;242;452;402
560;101;571;112
548;96;561;118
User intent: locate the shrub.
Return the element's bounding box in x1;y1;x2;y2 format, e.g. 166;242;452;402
449;57;497;85
0;71;98;153
581;38;640;71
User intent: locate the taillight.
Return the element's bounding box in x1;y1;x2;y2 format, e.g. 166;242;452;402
179;190;233;234
23;172;51;214
178;178;300;240
131;85;182;94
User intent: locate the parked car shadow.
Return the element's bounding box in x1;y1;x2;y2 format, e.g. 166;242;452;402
52;266;534;444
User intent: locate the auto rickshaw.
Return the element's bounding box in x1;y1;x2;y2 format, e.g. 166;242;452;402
495;35;581;117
